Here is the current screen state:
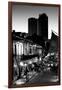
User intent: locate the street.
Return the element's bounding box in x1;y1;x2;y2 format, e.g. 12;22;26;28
26;70;59;84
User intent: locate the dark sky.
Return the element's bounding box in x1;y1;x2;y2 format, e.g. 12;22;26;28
12;4;59;39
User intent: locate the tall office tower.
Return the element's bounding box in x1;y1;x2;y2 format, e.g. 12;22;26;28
28;18;37;36
37;13;48;40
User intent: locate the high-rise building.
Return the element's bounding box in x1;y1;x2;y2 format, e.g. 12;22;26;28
37;13;48;40
28;18;37;36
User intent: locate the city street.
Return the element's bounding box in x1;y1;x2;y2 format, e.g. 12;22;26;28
26;70;59;84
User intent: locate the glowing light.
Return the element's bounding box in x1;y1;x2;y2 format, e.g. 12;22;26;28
39;57;42;61
51;64;53;67
20;62;24;66
29;61;32;64
24;63;27;66
14;64;17;68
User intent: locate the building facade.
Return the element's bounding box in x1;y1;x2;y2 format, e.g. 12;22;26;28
37;13;48;40
28;18;37;36
28;13;48;41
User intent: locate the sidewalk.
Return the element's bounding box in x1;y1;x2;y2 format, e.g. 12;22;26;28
13;71;38;85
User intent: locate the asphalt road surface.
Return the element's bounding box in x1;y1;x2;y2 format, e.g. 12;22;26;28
26;70;59;84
